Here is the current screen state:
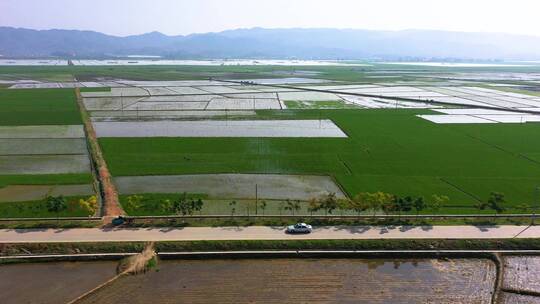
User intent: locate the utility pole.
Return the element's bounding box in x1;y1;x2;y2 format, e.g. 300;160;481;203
255;184;258;215
533;186;540;225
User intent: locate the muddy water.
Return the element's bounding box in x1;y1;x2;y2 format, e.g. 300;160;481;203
498;292;540;304
77;259;495;304
0;261;117;304
503;256;540;293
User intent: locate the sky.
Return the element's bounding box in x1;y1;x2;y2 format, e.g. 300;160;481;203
1;0;540;37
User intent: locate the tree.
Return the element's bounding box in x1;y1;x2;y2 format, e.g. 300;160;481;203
229;201;237;218
46;195;67;221
321;193;338;215
278;201;285;218
283;199;302;216
475;201;489;213
125;195;144;212
487;192;506;214
260;200;267;215
351;193;370;217
192;198;204;216
293;200;301;216
413;197;426;217
284;199;297;216
372;192;393;217
430;195;449;213
160;199;173;214
381;196;398;215
307;197;321;216
173;196;192;216
78;196;98;216
401;196;414;213
337;198;352;216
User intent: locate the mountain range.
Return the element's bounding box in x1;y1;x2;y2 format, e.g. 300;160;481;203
1;26;540;60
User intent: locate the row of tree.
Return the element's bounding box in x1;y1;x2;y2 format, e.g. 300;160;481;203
45;195;98;218
125;193;205;216
121;191;508;217
303;192;447;217
305;192;509;216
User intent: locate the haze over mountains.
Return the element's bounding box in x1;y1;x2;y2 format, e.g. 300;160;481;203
2;26;540;60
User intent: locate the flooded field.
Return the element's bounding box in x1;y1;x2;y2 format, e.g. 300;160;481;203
0;261;117;304
74;258;495;304
499;292;540;304
503;256;540;293
0;184;94;202
94;120;348;138
115;173;346;200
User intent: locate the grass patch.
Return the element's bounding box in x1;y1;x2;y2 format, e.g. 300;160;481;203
4;238;540;257
80;87;111;92
0;220;101;229
125;216;536;228
0;173;93;188
0;88;82;125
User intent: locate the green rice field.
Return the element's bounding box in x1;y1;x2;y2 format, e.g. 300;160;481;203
0;174;93;188
0;87;94;217
0;88;82;125
100;109;540;213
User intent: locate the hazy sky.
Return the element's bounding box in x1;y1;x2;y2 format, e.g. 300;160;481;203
1;0;540;37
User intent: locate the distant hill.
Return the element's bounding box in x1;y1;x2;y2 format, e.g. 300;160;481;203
1;26;540;60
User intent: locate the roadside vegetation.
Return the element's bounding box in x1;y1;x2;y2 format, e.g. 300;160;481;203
4;238;540;258
0;195;98;218
120;193;207;216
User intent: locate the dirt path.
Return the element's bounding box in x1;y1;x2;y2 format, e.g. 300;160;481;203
75;88;124;217
67;243;156;304
1;225;540;243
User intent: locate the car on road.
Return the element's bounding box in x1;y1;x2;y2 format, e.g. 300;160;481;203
111;216;126;226
286;223;313;234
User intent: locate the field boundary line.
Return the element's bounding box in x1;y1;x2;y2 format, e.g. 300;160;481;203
0;153;88;157
123;213;538;220
0;217;102;222
5;250;540;262
75;88;124;217
439;177;483;203
459;130;540;166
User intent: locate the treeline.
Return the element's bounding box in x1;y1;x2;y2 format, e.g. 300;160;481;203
305;192;448;217
120;191;513;217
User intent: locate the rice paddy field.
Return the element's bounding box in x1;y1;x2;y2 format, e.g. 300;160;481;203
99;108;540;214
0;89;82;125
0;87;94;217
77;258;496;304
0;258;497;304
3;63;540;216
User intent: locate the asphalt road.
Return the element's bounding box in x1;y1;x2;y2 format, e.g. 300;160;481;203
0;225;539;243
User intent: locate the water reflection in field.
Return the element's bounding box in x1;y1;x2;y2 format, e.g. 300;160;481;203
77;258;495;304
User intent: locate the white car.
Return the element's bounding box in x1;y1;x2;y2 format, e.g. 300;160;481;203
286;223;313;234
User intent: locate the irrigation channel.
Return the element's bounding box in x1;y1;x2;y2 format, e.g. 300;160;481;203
1;251;540;303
